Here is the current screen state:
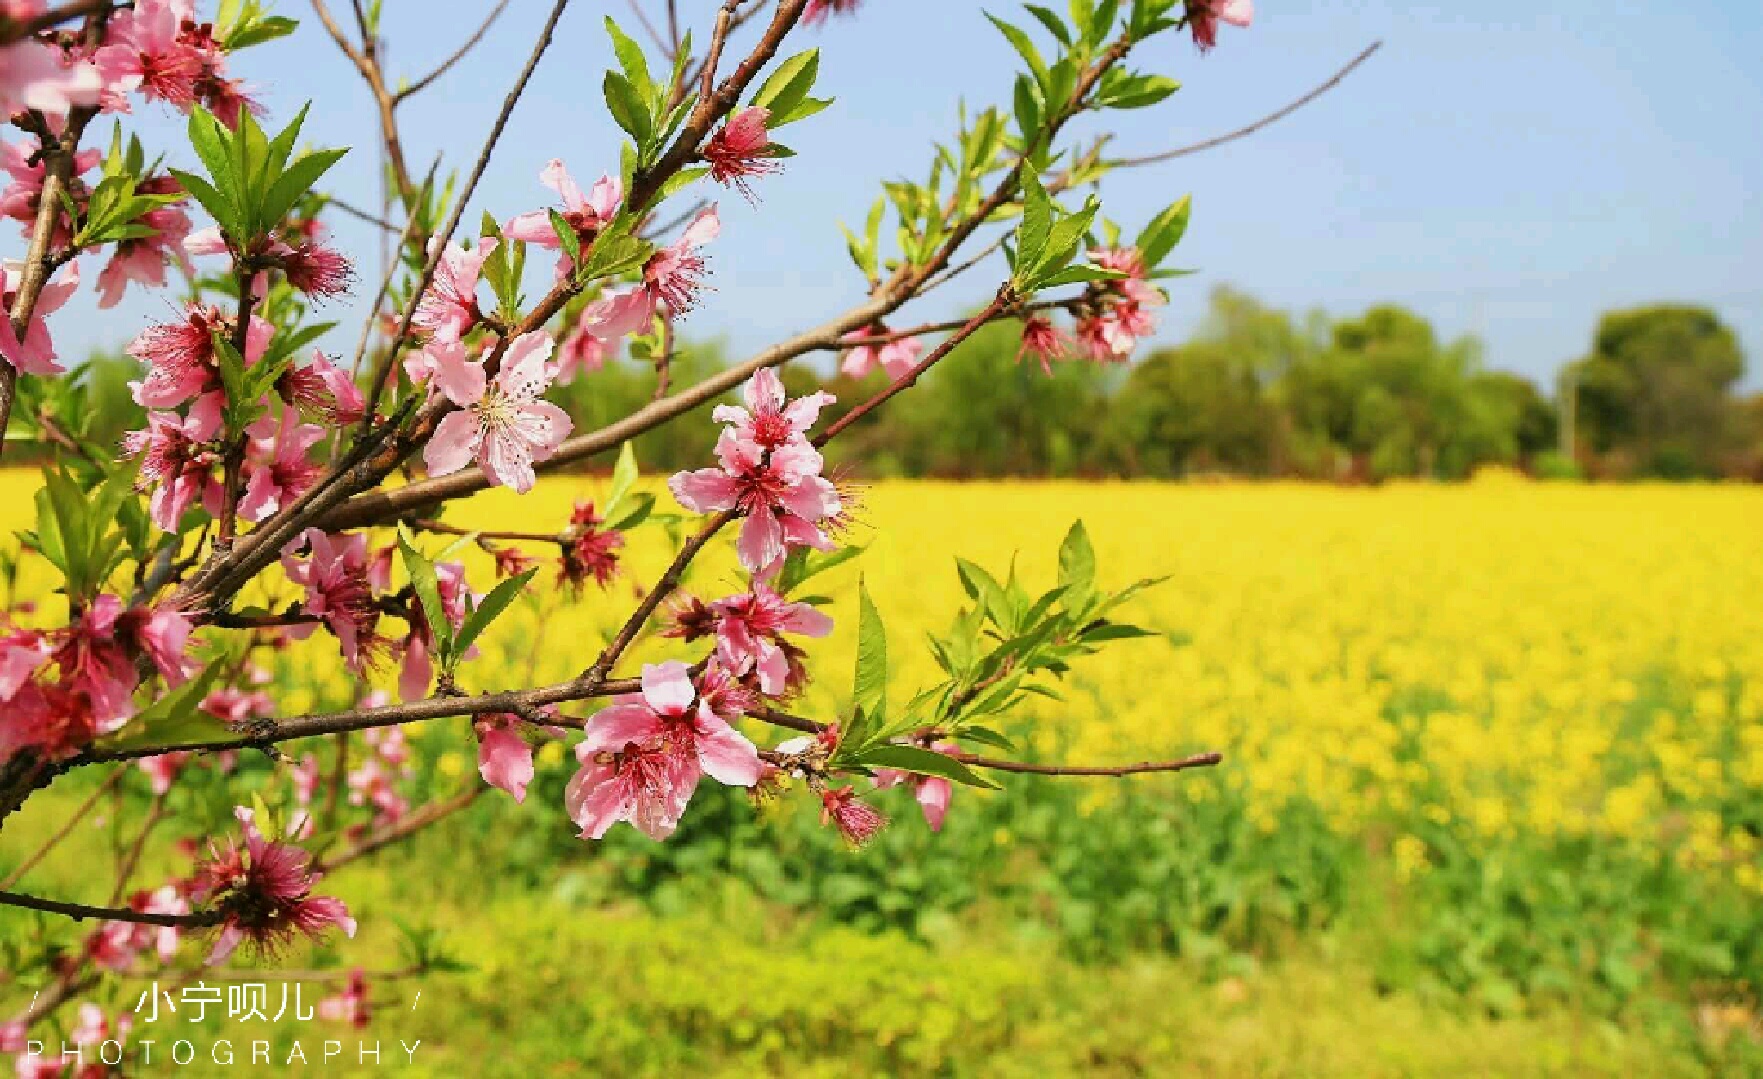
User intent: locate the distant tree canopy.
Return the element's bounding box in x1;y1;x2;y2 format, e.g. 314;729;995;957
1570;304;1748;478
52;291;1755;482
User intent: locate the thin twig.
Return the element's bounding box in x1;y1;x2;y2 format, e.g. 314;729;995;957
0;767;124;890
0;889;224;927
324;194;403;235
0;0;111;44
1111;41;1382;168
949;751;1223;777
396;0;513;102
349;157;439;381
108;791;167;905
317;787;482;873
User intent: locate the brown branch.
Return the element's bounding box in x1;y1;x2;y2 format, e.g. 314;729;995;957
816;292;1011;445
316;786;483;873
584;510;736;682
169;0;573;623
0;12;108;457
0;889;224;928
0;0;111;44
950;751;1224;777
108;791;168;905
324;194;403;235
349;157;439;381
1111;41;1382;168
395;0;513;103
0;766;124;890
310;0;416;210
74;672;643;765
627;0;668;53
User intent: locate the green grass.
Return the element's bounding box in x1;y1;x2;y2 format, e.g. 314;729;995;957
5;782;1755;1077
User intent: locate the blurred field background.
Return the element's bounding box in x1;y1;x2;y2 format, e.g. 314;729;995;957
5;470;1763;1075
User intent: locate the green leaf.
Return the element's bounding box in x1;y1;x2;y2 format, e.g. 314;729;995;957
1058;519;1096;599
453;569;536;659
604;71;653;148
1083;622;1158;641
1135;194;1191;269
601;491;654;533
750;49;820;121
396;526;454;669
1034;263;1126;288
986;13;1049;91
958;725;1017;751
1016;171;1053;272
259;147;348;234
168;168;236;237
1098;71;1179;109
94;664;230;753
548;208;581;268
852;578;888;720
862;744;1001;789
606;441;639;512
603;16;655;102
1024;3;1072;45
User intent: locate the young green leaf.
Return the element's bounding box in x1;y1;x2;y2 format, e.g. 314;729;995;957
862;744;1001;789
453;569;537;659
852;578;888;720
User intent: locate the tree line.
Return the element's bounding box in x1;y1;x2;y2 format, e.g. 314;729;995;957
59;286;1758;482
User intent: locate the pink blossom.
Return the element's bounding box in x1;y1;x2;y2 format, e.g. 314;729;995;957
671;434;841;574
100;0;206;108
413;237;494;342
575;285;653;342
127;303;274;409
474;714;534;803
1017;315;1069;375
52;595;140;725
121;393;223;531
704;107;781;200
643;204;719;316
820;786;887;846
503;159;621;276
1188;0;1253;51
0;40;104;120
276;240;353;299
709;581;833;696
874;742;959;832
0;259;77;375
0;136;98;237
318;970;372;1029
804;0;862;24
90;885;187;968
238;408;325;522
422;330;573;494
558;501;623;590
566;660;762;841
710;366;834;460
554;319;609;384
115;603;199;685
203;684;275;727
0;628;50;701
95;180;190;308
193;807;355;964
278;349;366;423
281;529;383;670
839;324;923;380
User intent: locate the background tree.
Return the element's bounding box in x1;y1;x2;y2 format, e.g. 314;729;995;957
1570;304;1747;478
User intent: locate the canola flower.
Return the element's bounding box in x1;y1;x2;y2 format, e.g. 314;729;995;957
2;470;1758;891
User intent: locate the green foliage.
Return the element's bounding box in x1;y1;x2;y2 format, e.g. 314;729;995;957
172;103;347;244
1570;304;1747;478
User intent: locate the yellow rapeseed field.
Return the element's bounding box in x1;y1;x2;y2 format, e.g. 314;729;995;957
5;470;1761;890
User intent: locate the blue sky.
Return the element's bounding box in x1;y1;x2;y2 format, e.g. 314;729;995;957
23;0;1763;389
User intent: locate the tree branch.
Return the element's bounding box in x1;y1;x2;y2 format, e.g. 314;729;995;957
0;889;224;928
1111;41;1382;168
395;0;513;103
